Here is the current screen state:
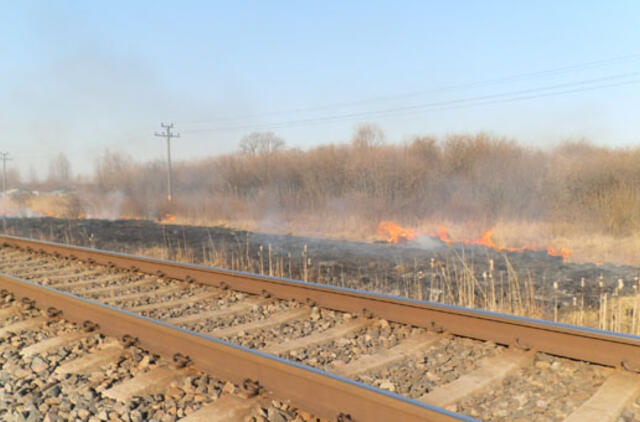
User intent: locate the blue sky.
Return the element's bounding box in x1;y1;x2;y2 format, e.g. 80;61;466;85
2;1;640;176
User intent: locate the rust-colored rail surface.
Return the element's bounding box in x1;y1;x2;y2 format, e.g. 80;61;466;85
2;233;639;372
0;272;466;422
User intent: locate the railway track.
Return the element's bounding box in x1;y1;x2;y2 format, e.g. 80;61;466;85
0;234;639;421
0;294;334;422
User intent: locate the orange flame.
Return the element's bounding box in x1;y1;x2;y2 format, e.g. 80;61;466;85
160;213;176;223
377;221;418;244
376;221;572;262
119;215;144;220
505;244;538;253
431;226;453;243
462;230;538;253
463;229;498;249
547;245;573;262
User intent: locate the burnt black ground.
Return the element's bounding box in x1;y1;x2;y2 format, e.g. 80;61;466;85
1;217;638;310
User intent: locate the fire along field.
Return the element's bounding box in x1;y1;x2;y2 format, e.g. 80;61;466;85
2;3;640;422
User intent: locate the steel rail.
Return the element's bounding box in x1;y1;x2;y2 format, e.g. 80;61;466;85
0;272;470;422
2;233;640;372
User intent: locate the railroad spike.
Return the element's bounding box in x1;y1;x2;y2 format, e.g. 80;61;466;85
46;307;62;318
172;352;192;368
360;308;373;319
513;337;531;351
20;297;35;308
621;359;640;374
121;334;139;347
82;320;99;332
241;378;262;398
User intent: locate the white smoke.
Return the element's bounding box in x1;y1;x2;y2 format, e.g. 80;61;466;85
84;190;126;220
412;235;443;250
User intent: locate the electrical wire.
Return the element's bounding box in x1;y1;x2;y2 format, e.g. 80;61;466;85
179;53;640;126
182;73;640;133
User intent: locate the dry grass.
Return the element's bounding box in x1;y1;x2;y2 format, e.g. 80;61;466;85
159;215;634;266
132;240;640;335
27;195;83;219
564;290;640;335
552;233;640;266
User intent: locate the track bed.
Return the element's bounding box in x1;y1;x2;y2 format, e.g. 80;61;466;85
0;294;316;422
1;237;639;421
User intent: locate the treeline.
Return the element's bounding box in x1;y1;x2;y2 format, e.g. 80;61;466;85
23;125;640;235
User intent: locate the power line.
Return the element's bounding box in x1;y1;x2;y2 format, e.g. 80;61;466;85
154;123;180;202
182;72;640;134
180;53;640;126
366;78;640;121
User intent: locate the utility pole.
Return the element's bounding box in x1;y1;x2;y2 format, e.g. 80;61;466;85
154;123;180;202
0;152;11;194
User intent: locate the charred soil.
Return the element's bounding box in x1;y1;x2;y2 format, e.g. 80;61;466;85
1;217;638;313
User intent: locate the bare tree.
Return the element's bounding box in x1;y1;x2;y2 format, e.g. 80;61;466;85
352;123;385;148
94;150;134;192
47;153;72;189
6;168;21;189
239;132;286;155
27;165;39;186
